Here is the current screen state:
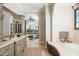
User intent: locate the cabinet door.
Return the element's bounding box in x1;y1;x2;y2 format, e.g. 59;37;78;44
23;38;26;49
8;48;14;56
14;40;23;56
14;38;26;56
0;47;6;56
8;43;14;56
0;43;14;56
0;45;10;56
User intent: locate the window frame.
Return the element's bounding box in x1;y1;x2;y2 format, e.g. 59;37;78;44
74;8;79;30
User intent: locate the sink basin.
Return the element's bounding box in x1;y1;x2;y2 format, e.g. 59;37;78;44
1;39;7;42
0;37;10;44
0;39;7;42
0;40;4;45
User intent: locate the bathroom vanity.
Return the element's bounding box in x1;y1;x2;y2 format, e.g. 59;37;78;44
14;36;26;56
0;35;27;56
0;40;14;56
0;4;26;56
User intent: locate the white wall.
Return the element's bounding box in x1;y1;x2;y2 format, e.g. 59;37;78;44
52;4;79;43
22;20;25;35
37;12;46;42
45;4;51;41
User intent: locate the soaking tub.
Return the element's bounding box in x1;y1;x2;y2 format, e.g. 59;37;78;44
48;40;79;56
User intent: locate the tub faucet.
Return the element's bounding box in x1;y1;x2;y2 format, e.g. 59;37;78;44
59;31;72;43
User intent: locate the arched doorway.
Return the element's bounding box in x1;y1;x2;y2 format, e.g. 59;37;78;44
25;14;40;47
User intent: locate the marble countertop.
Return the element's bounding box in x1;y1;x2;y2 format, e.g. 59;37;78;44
0;39;15;49
48;40;79;56
12;35;27;42
0;35;27;49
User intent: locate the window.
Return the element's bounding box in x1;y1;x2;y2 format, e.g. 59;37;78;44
75;8;79;29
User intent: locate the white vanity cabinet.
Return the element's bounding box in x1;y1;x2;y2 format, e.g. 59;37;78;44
14;37;26;56
0;42;14;56
0;36;27;56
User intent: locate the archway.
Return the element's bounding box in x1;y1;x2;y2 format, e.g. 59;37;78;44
25;13;40;46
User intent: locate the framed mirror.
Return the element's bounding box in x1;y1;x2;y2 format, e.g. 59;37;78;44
2;10;14;37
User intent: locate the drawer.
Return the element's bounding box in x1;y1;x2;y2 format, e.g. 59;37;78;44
15;40;23;45
16;38;26;45
8;43;14;49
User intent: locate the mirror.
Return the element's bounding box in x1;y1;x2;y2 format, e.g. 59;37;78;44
14;18;22;37
0;6;14;42
13;15;25;37
2;10;14;37
0;5;25;39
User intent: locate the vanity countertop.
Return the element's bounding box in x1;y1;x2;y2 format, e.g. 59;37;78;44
12;35;27;42
0;39;15;49
0;35;27;49
48;40;79;56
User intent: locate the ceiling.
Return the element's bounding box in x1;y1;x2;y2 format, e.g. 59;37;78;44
3;3;74;16
3;3;45;15
16;3;45;13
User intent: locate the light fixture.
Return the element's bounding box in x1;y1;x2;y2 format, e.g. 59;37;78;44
13;18;21;24
72;3;79;10
29;16;34;21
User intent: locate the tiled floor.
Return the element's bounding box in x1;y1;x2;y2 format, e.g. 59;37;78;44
22;38;51;56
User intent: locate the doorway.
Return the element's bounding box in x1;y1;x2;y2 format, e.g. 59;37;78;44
25;13;40;47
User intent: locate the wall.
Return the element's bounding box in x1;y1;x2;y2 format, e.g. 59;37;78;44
45;4;51;41
23;4;46;43
24;11;46;43
45;4;54;41
37;12;46;43
52;4;79;43
22;20;25;35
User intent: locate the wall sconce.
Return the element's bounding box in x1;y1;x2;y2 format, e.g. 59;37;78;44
13;19;21;24
16;19;22;24
72;3;79;10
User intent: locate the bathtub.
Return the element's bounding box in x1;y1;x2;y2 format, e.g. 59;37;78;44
48;40;79;56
